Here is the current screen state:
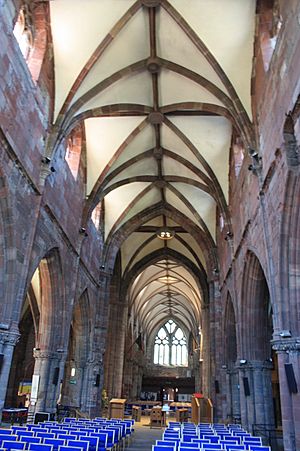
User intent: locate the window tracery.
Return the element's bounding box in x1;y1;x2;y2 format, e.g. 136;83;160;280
153;319;188;367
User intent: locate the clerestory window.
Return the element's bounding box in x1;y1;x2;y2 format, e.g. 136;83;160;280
153;319;188;367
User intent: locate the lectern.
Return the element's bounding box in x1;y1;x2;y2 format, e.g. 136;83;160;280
191;394;213;424
191;394;201;424
109;398;127;419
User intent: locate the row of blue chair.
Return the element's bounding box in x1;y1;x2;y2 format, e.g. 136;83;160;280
160;423;270;451
0;417;135;451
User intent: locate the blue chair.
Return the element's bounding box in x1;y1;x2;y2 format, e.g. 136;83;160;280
248;447;270;451
56;436;77;442
89;432;108;451
203;436;219;443
17;432;35;439
179;443;199;448
28;445;54;451
156;440;179;450
78;436;98;451
0;430;13;435
152;446;176;451
36;433;56;440
190;440;210;446
2;442;26;450
0;435;18;442
66;441;89;451
91;431;113;450
44;439;66;451
21;437;42;449
202;445;222;450
243;438;262;445
58;447;85;451
224;445;246;451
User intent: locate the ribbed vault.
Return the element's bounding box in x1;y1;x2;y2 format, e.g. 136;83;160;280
48;0;256;341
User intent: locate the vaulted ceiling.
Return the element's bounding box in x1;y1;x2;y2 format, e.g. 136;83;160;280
49;0;256;338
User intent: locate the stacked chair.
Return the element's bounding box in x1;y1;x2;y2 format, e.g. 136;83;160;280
0;417;135;451
152;422;272;451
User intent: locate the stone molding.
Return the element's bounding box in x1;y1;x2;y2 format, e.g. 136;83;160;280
272;337;300;352
0;330;20;346
33;349;66;360
237;360;274;371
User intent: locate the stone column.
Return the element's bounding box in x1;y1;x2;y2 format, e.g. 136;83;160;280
238;360;274;433
81;359;103;418
224;365;240;422
272;338;300;451
31;349;66;414
0;327;20;413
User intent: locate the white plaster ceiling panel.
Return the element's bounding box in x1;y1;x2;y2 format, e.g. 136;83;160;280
167;218;181;228
107;123;154;173
31;267;41;310
76;71;153;115
176;233;207;269
169;0;256;116
121;232;155;275
159;70;226;107
72;8;149;106
171;182;216;239
171;266;201;297
142;217;164;227
157;7;228;93
163;155;207;185
160;124;209;175
104;181;151;239
105;157;158;189
167;239;199;269
165;188;200;227
85;117;145;194
50;0;137;118
116;186;162;231
169;116;232;200
129;237;164;267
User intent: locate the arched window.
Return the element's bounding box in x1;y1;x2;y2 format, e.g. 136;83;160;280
153;319;188;366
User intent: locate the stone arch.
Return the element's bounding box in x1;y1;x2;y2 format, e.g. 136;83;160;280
5;303;35;408
241;250;273;360
104;202;217;274
239;251;276;432
223;292;240;423
122;247;208;309
36;247;65;350
61;289;91;410
279;172;300;335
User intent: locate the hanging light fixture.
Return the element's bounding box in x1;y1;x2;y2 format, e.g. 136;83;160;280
156;227;175;240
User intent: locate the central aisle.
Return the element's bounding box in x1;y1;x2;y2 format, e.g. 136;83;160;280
127;418;164;451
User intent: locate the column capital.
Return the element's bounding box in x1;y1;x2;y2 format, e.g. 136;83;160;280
272;337;300;352
237;360;273;371
0;330;20;346
33;349;63;359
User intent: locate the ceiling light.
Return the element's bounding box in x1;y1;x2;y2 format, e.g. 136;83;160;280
156;228;175;240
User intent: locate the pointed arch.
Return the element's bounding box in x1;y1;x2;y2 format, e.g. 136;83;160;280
241;251;273;360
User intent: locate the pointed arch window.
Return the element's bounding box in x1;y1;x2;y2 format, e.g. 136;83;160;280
153;320;188;366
